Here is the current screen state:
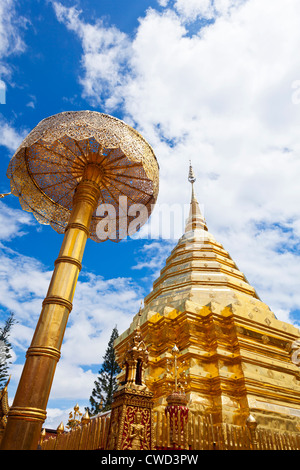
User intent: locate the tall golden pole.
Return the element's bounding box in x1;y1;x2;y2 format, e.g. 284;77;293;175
0;165;101;450
1;111;159;450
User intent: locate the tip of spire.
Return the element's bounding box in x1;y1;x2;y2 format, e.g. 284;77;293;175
188;161;196;184
185;162;208;232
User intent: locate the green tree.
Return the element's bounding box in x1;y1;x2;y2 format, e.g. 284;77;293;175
87;326;121;415
0;312;16;389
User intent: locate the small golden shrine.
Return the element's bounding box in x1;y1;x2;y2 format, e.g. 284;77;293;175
115;163;300;433
106;309;154;450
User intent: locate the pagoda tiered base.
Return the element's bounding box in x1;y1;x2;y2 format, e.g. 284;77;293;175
116;293;300;432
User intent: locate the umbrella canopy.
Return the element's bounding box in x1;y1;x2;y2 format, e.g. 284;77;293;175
7;111;159;242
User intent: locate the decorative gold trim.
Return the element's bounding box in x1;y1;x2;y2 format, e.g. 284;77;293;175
65;222;90;237
26;346;61;362
8;406;47;423
54;256;82;271
42;295;73;312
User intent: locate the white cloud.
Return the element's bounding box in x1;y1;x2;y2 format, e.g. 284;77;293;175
60;272;143;366
173;0;246;21
51;363;96;400
132;240;175;280
220;222;300;325
0;0;25;58
0;115;28;152
52;1;132;108
0;2;28;154
0;247;142;351
0;79;5;103
0;244;51;325
43;407;70;429
0;202;34;240
26;96;36;109
157;0;170;7
0;0;26;81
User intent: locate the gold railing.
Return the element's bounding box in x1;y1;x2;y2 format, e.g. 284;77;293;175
40;410;300;451
41;415;110;450
157;411;300;450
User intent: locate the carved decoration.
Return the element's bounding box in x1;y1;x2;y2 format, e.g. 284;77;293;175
121;308;149;389
106;388;154;450
165;391;189;446
106;307;154;450
124;406;151;450
164;345;189;446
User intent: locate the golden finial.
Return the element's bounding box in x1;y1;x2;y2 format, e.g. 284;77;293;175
39;428;46;446
246;414;258;449
166;344;187;395
66;403;83;429
188;161;196;184
137;301;143;326
56;422;64;435
246;414;257;427
172;345;179;392
185;161;208;232
188;161;197;202
81;410;90;425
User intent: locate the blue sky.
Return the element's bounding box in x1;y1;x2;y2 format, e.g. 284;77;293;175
1;0;300;429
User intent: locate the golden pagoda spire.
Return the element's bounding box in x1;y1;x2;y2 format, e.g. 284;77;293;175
188;160;196;198
185;161;208;232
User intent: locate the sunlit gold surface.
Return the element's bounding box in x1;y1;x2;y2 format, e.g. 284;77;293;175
116;260;300;433
40;407;300;450
115;171;300;434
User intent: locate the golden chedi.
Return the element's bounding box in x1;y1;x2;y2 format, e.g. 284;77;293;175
115;163;300;433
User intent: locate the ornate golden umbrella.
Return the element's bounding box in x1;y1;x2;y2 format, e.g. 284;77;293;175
7;111;158;241
0;111;159;450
